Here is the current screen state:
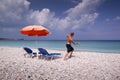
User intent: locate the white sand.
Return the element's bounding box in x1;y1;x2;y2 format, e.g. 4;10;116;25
0;46;120;80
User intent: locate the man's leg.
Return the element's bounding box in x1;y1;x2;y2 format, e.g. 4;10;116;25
69;51;73;58
63;52;69;60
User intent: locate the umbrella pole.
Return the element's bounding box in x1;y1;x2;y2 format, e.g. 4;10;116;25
35;40;39;58
35;40;37;48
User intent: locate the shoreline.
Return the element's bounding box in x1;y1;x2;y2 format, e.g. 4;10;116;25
1;46;120;54
0;47;120;80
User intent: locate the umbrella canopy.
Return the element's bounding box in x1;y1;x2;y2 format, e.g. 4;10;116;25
20;25;51;36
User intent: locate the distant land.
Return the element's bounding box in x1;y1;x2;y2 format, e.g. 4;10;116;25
0;38;120;41
0;38;24;40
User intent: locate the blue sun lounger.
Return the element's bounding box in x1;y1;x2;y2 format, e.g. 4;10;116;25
23;47;37;58
38;48;61;60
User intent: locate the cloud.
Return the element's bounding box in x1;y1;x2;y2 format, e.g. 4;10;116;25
0;0;101;28
2;28;14;32
114;16;120;21
0;0;103;39
0;0;31;39
0;0;30;23
66;0;100;17
26;8;56;26
105;18;110;22
106;16;120;23
57;0;100;30
28;0;101;30
69;0;82;4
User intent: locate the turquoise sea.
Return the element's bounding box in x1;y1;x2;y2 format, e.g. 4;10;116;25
0;40;120;53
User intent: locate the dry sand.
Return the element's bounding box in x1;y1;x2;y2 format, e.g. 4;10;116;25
0;46;120;80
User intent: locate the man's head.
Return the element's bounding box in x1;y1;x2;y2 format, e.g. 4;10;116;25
70;32;74;36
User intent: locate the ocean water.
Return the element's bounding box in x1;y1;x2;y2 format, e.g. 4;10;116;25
0;40;120;53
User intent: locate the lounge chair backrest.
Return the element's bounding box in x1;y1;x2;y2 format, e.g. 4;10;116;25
38;48;49;55
23;47;32;54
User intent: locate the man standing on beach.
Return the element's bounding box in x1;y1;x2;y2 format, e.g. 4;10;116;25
63;32;79;60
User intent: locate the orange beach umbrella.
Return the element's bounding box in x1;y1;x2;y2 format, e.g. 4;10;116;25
20;25;51;36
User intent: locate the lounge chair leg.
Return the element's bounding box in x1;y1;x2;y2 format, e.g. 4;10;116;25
38;54;41;59
30;54;33;58
51;57;54;60
24;54;27;57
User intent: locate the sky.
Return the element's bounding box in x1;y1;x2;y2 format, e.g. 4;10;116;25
0;0;120;40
